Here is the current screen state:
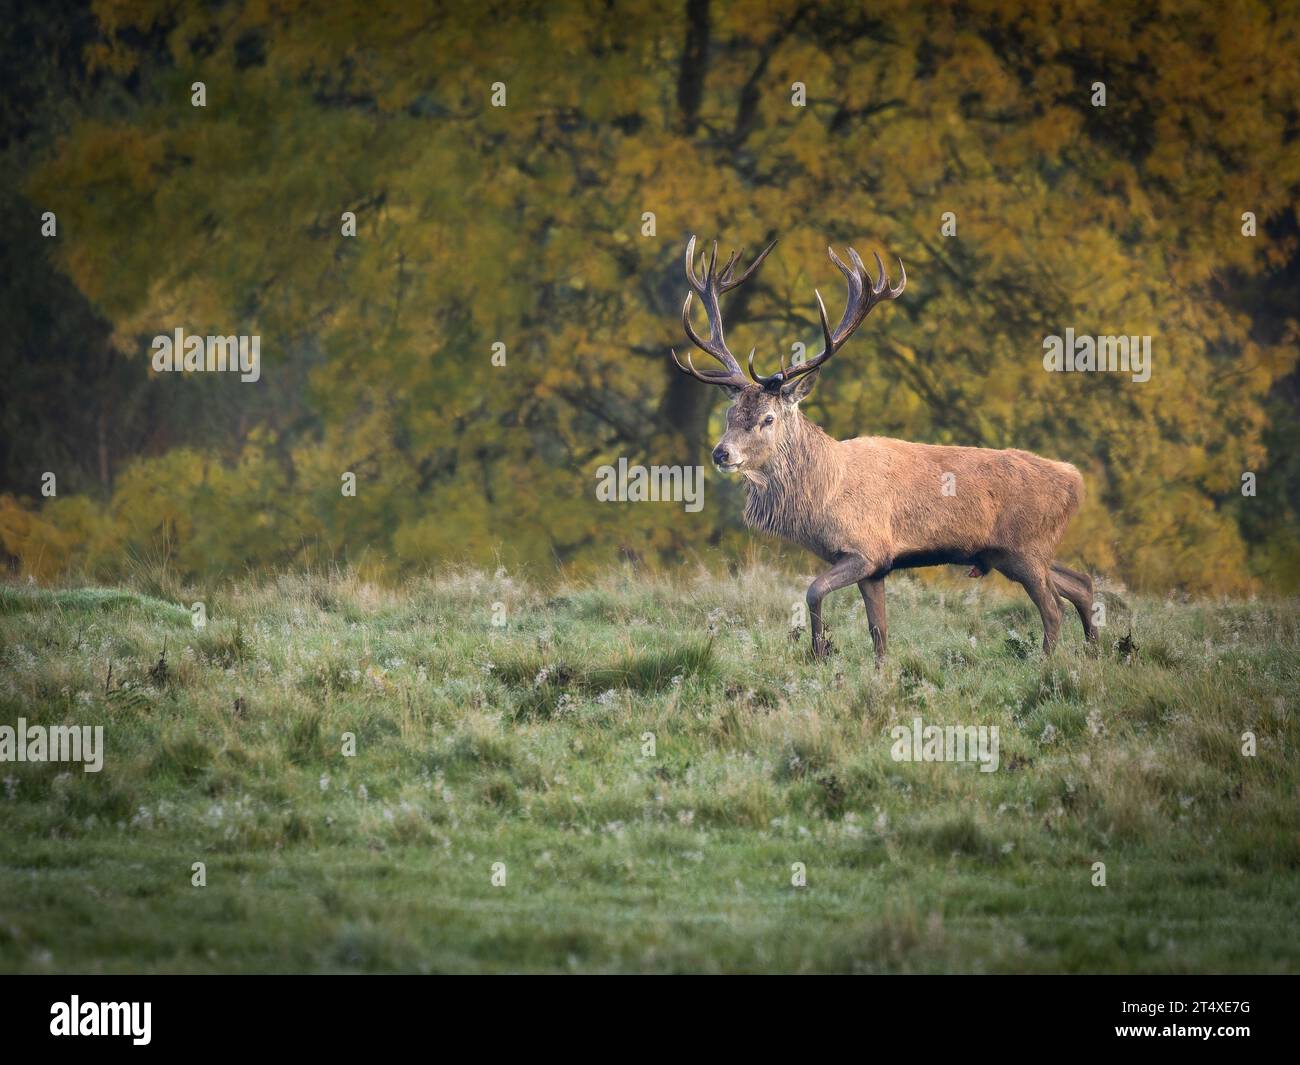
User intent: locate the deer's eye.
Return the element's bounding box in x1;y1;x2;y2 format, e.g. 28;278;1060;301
761;414;775;428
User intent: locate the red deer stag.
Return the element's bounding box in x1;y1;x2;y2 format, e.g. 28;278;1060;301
670;236;1096;661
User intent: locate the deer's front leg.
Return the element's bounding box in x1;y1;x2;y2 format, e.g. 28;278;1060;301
807;554;872;660
857;576;887;665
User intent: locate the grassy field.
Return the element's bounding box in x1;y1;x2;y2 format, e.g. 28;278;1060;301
0;567;1297;973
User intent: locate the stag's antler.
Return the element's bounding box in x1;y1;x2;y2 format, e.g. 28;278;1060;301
749;247;905;392
670;235;777;390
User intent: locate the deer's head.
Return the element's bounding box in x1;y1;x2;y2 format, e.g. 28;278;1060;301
671;236;904;476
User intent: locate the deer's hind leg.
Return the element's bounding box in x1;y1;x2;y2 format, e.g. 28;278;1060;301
1050;562;1097;644
994;554;1061;654
857;576;887;664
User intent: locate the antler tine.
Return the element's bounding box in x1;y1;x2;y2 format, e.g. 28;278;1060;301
671;346;745;386
684;235;702;292
719;249;741;286
815;288;834;357
724;239;777;292
868;250;889;293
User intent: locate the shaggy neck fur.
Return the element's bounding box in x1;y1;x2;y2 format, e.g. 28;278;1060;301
742;410;843;547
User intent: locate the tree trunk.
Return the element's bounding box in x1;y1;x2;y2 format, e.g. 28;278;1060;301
663;0;715;461
676;0;709;136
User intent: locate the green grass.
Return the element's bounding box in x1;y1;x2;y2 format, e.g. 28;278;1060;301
0;567;1297;973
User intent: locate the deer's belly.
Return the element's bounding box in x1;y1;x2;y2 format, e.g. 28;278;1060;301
875;547;987;577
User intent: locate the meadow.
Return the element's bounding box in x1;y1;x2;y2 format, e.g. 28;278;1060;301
0;567;1296;973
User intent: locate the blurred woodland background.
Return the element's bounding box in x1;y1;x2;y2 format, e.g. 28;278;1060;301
1;0;1297;593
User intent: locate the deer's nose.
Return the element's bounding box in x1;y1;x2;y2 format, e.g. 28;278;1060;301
712;444;732;466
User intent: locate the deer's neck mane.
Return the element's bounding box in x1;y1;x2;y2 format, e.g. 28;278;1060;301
742;413;842;544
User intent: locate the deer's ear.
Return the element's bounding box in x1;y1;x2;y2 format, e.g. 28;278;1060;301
781;370;819;405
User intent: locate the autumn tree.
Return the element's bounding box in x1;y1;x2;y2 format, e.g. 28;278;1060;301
4;0;1297;592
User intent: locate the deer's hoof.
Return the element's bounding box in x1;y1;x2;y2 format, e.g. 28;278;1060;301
811;636;835;661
